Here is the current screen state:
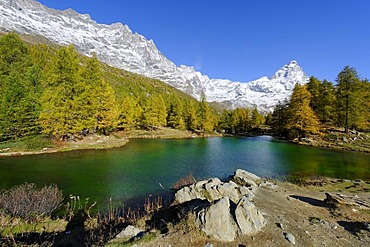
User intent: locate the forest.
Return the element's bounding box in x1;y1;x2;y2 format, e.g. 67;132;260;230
0;33;369;145
0;33;221;142
270;68;369;139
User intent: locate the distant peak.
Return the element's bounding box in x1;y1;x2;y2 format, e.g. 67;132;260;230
270;60;309;89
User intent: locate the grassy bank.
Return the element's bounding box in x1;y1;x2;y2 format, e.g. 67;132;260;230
0;128;221;157
295;129;370;153
0;134;128;157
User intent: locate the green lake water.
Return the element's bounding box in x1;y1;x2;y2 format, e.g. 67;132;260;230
0;136;369;208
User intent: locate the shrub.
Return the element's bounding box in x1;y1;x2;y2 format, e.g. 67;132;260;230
0;183;64;221
173;173;196;189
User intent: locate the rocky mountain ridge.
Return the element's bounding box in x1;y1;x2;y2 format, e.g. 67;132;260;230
0;0;309;112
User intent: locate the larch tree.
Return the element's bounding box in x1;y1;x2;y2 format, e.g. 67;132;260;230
286;84;319;138
198;95;214;133
251;107;264;127
117;94;139;130
78;54;118;134
39;45;82;139
167;98;185;129
0;33;40;140
95;79;119;134
142;95;167;130
184;101;198;131
354;79;370;130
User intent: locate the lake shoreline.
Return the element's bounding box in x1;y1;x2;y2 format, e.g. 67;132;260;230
0;128;222;157
123;174;370;247
1;127;369;157
233;131;370;153
4;171;368;246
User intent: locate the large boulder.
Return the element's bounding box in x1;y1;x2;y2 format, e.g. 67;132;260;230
217;180;254;203
197;197;238;242
174;169;266;242
174;178;222;204
174;178;254;204
233;169;261;187
235;196;265;234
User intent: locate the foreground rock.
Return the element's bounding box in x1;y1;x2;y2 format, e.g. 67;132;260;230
174;169;265;242
233;168;261;187
198;196;238;242
235;196;265;235
116;225;144;239
174;177;254;204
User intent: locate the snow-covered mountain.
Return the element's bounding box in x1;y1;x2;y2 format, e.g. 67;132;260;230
0;0;309;112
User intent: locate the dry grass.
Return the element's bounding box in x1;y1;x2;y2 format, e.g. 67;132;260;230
173;173;196;190
0;183;64;221
287;175;328;187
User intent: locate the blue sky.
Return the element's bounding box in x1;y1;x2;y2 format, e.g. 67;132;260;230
37;0;369;83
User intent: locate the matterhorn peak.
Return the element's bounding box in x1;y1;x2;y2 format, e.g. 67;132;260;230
270;60;308;90
287;60;298;66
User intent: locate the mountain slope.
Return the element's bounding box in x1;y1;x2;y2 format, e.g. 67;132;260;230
0;0;309;112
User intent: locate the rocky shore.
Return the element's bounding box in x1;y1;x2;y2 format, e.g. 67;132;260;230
296;129;370;153
109;169;370;247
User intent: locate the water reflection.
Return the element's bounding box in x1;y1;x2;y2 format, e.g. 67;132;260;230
0;136;369;206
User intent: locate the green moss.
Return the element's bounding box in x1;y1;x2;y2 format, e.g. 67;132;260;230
0;135;52;152
0;218;67;236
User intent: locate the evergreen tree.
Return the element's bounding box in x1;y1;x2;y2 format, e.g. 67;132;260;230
218;110;233;133
317;80;335;123
271;100;289;137
335;66;361;133
307;77;321;112
286;84;319;138
264;113;273;126
166;98;185;129
307;77;336;123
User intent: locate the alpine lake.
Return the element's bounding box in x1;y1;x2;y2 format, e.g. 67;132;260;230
0;136;369;209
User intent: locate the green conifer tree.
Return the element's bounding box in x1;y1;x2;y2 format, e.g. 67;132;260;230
335;66;362;133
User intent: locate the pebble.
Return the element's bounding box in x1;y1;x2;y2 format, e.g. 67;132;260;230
284;232;296;244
